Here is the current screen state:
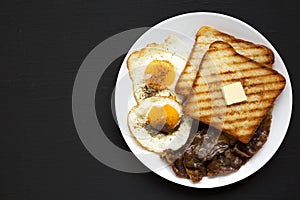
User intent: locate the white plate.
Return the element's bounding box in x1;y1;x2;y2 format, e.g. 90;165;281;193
115;12;293;188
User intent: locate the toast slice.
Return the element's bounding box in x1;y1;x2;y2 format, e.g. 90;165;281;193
183;41;285;143
176;26;275;96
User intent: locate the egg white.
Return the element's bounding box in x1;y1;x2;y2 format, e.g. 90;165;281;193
127;96;194;153
127;35;190;104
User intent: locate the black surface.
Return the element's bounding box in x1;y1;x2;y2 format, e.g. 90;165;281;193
1;0;299;199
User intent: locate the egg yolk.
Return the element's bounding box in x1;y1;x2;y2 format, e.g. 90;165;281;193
148;104;180;133
144;60;175;89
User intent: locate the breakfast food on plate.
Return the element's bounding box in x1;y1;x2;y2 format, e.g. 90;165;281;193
127;34;190;104
160;27;285;183
127;96;194;153
161;112;272;182
176;26;275;96
183;41;286;143
126;26;286;183
126;35;194;153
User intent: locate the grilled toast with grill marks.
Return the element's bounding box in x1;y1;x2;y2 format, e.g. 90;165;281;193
176;26;275;96
183;41;285;143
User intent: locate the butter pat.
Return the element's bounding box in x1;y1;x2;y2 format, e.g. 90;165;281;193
221;82;247;105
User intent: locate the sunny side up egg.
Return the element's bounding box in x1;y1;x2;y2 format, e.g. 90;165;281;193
127;96;194;153
126;35;190;104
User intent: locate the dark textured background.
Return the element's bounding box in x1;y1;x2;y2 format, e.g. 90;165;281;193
0;0;299;199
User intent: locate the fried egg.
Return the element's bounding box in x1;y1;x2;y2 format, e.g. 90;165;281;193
127;96;193;153
127;35;190;104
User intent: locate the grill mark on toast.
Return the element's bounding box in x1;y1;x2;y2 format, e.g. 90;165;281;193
193;73;279;87
191;105;273;124
185;98;276;113
196;116;263;127
192;80;284;95
197;68;275;80
195;41;269;51
245;80;285;89
224;113;269;124
191;50;272;66
188;88;284;104
192;83;285;96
